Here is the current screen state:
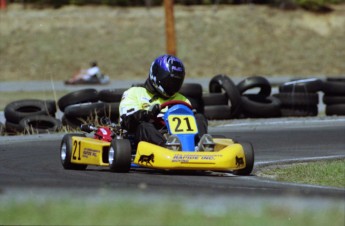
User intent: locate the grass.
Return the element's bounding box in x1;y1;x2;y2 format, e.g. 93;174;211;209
257;159;345;188
0;191;344;226
1;4;345;82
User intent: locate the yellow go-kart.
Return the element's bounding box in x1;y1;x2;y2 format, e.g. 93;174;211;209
60;100;254;175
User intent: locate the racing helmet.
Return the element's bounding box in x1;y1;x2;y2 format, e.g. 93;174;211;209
147;54;185;98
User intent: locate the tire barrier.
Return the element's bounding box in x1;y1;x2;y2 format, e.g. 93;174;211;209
208;74;242;118
275;78;323;117
0;122;4;135
322;79;345;116
3;99;59;135
2;76;344;135
58;88;99;112
180;83;204;114
19;115;62;134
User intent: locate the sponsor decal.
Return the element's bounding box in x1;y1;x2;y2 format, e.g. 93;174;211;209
82;148;100;158
138;153;154;166
172;154;223;163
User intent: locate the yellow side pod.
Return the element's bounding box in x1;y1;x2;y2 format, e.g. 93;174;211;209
134;139;247;171
70;137;110;166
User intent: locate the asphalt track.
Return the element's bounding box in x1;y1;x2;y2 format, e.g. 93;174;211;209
0;117;344;199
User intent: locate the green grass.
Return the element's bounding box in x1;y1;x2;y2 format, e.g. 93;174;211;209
0;192;344;226
258;159;345;188
1;4;345;82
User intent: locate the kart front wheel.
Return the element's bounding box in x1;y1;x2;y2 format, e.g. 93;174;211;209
233;142;254;176
60;133;87;170
108;139;132;173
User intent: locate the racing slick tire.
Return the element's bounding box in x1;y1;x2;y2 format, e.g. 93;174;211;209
240;94;281;118
322;80;345;95
58;89;99;112
232;142;254;176
108;139;132;173
202;93;229;106
180;83;203;99
278;78;323;93
237;76;271;97
204;105;232;120
325;104;345;116
60;133;88;170
209;74;242;118
273;93;319;106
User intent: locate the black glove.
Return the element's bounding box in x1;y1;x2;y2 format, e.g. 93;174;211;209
148;104;161;119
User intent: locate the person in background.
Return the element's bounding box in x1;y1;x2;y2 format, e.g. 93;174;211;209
65;61;102;84
119;54;213;151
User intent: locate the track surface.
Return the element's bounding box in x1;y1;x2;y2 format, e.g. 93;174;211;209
0;120;344;198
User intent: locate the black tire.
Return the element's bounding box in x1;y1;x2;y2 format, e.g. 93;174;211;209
60;133;87;170
180;83;203;99
273;93;319;106
5;121;24;134
237;76;271;97
4;99;53;123
64;102;119;123
326;77;345;82
43;100;57;116
240;95;281;118
19;115;62;134
326;104;345;116
0;122;5;136
322;81;345;95
202;93;229;106
99;88;127;103
204;105;232;120
58;89;99;112
108;139;132;172
280;106;318;117
188;97;204;114
322;95;345;105
209;74;242;118
233;142;254;176
279;78;323;93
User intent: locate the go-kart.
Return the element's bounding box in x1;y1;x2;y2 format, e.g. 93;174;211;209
60;100;254;175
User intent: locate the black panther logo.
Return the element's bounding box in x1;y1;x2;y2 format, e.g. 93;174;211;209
235;156;244;167
138;153;154;166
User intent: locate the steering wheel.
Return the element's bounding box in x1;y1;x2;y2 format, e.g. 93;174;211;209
160;100;193;110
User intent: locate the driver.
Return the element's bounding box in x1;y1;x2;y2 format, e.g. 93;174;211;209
119;54;209;148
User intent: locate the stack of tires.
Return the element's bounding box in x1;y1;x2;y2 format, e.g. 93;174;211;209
237;76;281;118
273;78;323;117
202;74;281;119
179;83;204;114
202;74;241;120
0;122;5;136
4;99;61;134
322;78;345;116
59;88;120;129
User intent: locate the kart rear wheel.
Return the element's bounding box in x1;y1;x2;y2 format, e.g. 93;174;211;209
60;133;87;170
233;142;254;176
108;139;132;173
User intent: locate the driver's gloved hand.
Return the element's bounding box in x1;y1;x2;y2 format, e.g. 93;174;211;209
148;104;161;119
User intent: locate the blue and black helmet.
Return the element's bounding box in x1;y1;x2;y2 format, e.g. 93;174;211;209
147;54;185;98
